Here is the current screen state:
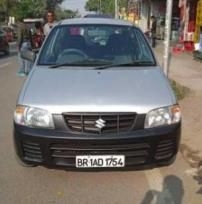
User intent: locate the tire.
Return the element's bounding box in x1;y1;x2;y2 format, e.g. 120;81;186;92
15;154;37;167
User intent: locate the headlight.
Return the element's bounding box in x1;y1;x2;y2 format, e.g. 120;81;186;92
144;105;181;128
14;105;54;128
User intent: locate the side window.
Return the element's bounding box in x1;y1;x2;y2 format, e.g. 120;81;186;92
52;27;66;55
134;29;155;62
38;28;60;64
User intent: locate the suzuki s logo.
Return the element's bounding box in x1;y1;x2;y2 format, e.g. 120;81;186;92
95;118;106;129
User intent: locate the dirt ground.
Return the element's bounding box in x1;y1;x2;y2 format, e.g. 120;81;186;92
154;42;202;184
179;91;202;190
179;91;202;161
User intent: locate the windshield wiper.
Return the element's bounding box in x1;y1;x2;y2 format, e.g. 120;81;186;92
49;60;155;69
50;63;77;69
49;59;111;69
94;61;155;70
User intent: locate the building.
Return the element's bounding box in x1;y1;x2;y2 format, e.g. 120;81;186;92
126;0;201;51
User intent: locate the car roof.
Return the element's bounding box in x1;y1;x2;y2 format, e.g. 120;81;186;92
84;14;113;18
59;18;134;27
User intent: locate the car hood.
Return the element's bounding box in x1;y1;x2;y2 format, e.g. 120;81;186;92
20;67;176;114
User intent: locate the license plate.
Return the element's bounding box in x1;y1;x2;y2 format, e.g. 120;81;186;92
76;155;125;168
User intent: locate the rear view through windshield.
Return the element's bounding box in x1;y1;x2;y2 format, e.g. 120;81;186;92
38;24;155;66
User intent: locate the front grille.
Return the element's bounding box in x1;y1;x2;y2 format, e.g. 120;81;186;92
50;141;151;166
22;141;43;162
20;136;177;167
155;139;175;160
63;113;137;134
49;138;177;167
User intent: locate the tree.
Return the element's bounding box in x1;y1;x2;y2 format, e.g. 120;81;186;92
0;0;18;22
46;0;63;10
56;9;80;20
3;0;65;22
85;0;128;16
0;0;7;13
11;0;46;20
85;0;100;12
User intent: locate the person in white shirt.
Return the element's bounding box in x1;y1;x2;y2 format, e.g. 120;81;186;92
43;10;56;37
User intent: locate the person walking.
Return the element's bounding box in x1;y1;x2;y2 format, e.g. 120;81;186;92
43;10;56;37
17;19;32;76
150;16;157;48
31;22;44;49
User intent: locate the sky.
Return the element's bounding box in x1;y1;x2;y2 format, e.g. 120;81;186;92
61;0;88;15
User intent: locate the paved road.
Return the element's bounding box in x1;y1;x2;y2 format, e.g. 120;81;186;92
0;44;201;204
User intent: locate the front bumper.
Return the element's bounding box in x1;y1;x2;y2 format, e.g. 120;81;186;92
13;123;181;170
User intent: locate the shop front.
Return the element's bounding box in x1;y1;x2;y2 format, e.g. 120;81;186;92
149;0;180;40
132;0;180;39
194;0;202;51
178;0;199;51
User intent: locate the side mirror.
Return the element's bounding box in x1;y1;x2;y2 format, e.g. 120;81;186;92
20;49;36;62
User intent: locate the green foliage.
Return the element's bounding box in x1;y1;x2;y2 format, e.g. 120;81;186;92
85;0;100;12
56;9;80;20
13;0;46;20
0;0;64;22
46;0;63;10
0;0;17;21
0;0;7;11
85;0;128;16
0;0;46;21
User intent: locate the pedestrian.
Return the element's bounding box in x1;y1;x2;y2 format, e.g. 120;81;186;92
31;21;44;49
43;10;56;37
150;16;157;48
17;18;32;76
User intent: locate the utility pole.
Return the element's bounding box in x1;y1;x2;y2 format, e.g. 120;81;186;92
163;0;173;76
99;0;102;13
6;0;9;24
115;0;118;19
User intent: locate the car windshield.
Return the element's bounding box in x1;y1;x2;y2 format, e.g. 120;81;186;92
38;24;156;67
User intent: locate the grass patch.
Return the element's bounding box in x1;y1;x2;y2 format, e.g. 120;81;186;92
170;80;189;100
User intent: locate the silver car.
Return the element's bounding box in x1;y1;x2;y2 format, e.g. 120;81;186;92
13;18;181;170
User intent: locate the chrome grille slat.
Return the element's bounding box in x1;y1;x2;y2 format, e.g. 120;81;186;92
156;146;174;152
84;126;100;130
23;141;39;146
158;143;173;148
23;148;42;155
50;143;150;151
51;149;149;157
50;142;151;164
22;143;41;150
24;152;42;159
67;120;82;124
70;125;82;129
